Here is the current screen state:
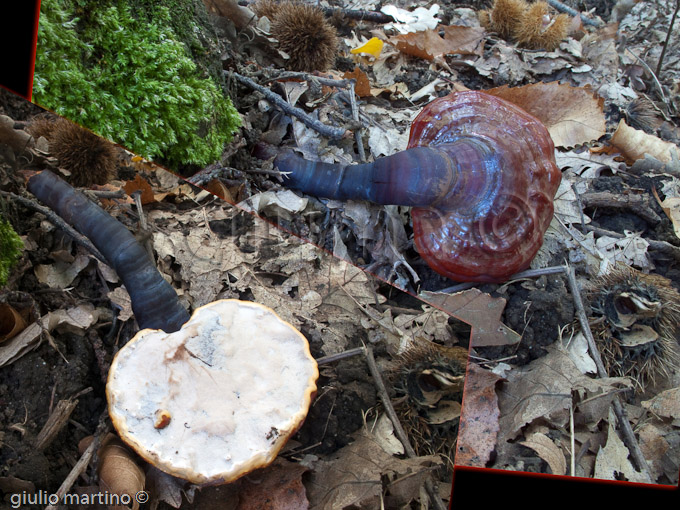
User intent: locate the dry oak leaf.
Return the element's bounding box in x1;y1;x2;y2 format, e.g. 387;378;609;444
390;25;485;61
610;119;680;164
420;288;520;347
637;423;671;483
305;430;441;509
455;363;502;467
486;82;606;148
441;25;486;56
123;174;155;205
594;409;651;483
236;458;309;510
497;344;631;442
641;386;680;420
519;432;567;475
342;66;372;97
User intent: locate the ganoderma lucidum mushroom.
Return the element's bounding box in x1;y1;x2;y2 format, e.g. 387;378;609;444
26;170;318;484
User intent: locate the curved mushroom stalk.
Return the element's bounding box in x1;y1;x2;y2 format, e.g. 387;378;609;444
26;170;189;332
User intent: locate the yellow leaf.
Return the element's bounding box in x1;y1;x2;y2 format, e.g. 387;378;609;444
350;37;384;58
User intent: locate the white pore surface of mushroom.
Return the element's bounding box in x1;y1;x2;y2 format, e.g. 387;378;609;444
106;299;319;485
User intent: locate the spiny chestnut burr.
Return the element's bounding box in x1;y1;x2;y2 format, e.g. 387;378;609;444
28;116;118;187
254;0;338;72
268;90;562;283
586;264;680;392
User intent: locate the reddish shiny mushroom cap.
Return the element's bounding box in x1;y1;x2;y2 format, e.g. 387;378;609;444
106;299;319;485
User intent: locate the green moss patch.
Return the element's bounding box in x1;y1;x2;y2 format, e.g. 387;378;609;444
33;0;240;168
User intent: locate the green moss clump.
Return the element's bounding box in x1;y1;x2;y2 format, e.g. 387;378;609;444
33;0;240;168
0;218;23;287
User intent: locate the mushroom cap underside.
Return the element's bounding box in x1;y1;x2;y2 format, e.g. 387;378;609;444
106;299;319;485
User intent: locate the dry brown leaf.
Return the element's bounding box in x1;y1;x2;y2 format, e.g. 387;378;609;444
305;430;441;509
390;25;484;61
641;387;680;420
123;174;155;205
79;434;146;510
519;432;567;475
205;178;234;203
107;286;134;323
342;66;371;97
610;119;680;164
455;363;502;467
497;344;630;442
390;30;452;61
441;25;486;56
0;304;99;367
420;288;520;347
474;44;531;83
486;82;606;148
637;423;671;482
653;190;680;240
0;303;27;343
34;252;91;289
394;305;453;345
241;190;312;221
145;466;184;509
594;409;651;483
236;459;309;510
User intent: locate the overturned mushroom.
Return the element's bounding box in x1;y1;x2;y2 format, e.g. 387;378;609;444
107;300;318;484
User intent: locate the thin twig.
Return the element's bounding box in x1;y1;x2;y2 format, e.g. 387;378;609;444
321;7;396;23
348;81;366;162
45;412;111;510
229;71;350;140
625;48;668;105
655;0;680;77
546;0;603;26
571;183;587;234
566;265;652;478
130;191;147;232
439;265;566;294
262;70;354;89
569;401;575;476
261;69;366;160
316;346;365;365
1;190;107;263
363;346;448;510
585;224;680;262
